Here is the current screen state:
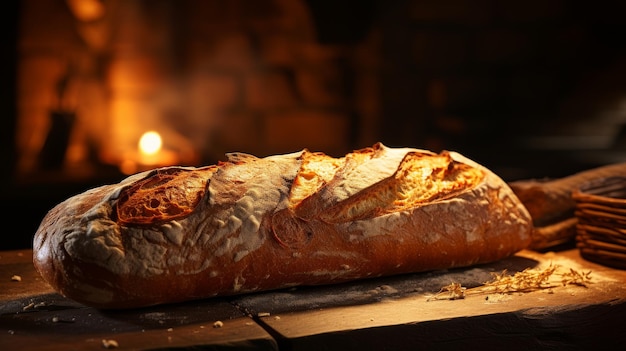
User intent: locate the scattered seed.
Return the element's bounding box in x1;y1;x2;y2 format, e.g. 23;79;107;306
102;339;119;349
427;264;593;301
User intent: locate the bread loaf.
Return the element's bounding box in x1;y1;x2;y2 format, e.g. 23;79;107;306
33;143;532;309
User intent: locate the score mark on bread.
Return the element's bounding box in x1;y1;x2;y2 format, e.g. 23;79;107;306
115;166;218;225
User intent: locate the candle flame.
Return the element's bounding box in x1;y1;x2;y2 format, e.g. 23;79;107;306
139;131;162;156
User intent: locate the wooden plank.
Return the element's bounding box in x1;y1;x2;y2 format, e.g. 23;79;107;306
234;249;626;350
0;250;56;301
5;247;626;350
0;250;278;351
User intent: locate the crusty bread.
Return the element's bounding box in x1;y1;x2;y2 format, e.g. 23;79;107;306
33;143;532;309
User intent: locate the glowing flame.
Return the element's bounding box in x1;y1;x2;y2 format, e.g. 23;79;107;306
139;131;162;156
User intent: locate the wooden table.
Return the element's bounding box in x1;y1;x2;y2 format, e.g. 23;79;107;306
2;248;626;350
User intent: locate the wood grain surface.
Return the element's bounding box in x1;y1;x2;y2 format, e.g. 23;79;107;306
2;248;626;350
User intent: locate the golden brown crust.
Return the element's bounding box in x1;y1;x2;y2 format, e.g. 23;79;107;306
116;166;218;225
33;143;532;309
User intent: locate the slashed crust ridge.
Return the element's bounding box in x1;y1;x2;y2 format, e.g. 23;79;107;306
269;143;486;248
284;143;485;223
317;150;484;223
115;166;218;225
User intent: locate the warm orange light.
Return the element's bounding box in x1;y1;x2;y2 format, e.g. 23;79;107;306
139;131;162;156
118;130;186;175
66;0;106;22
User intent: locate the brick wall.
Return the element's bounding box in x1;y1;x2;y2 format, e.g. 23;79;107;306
17;0;378;175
